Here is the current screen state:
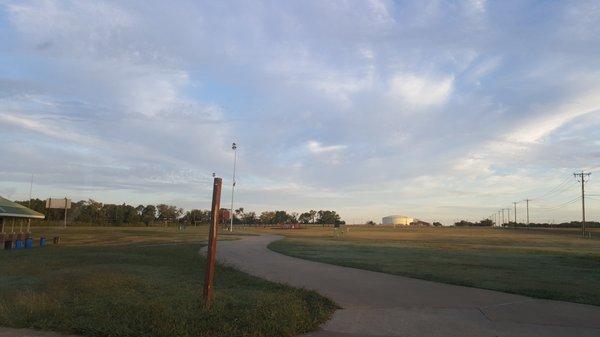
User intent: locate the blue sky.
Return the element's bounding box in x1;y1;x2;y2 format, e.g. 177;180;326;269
1;0;600;224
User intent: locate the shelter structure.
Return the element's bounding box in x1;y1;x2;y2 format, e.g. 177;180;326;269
0;196;45;234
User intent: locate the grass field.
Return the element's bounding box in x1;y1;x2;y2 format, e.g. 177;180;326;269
0;226;336;337
252;226;600;306
3;225;240;246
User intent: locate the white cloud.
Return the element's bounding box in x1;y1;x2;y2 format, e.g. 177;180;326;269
2;0;600;224
307;141;346;154
0;112;99;146
386;73;454;108
507;90;600;143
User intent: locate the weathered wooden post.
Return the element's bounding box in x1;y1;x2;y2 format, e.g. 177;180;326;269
203;177;222;309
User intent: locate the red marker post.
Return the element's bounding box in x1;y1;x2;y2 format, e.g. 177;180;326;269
203;177;222;309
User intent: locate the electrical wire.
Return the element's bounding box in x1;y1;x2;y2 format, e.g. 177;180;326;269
528;175;572;200
531;179;578;202
532;196;582;211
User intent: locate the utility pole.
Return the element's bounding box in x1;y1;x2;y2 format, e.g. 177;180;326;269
498;210;502;226
506;209;511;225
574;171;591;237
501;209;505;225
204;177;222;309
525;199;530;225
513;202;517;224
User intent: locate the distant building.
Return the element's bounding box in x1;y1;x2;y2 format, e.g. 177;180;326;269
381;215;414;226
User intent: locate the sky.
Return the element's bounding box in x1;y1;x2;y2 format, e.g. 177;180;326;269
1;0;600;225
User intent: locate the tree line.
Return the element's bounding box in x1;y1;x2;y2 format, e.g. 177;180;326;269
16;198;344;226
453;218;599;228
501;221;600;228
454;219;494;227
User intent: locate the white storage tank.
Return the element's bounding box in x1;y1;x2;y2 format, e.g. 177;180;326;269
381;215;414;226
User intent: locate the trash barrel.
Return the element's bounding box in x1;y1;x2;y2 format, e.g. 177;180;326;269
39;236;46;247
25;237;33;248
53;236;60;245
4;240;12;250
15;239;23;249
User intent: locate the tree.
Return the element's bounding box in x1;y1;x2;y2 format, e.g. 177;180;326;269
316;210;343;225
141;205;157;226
478;219;494;227
308;210;317;223
298;212;313;224
136;205;145;217
432;221;443;227
183;209;211;225
234;207;245;224
81;199;103;224
259;211;276;225
219;208;231;225
274;210;292;224
241;211;258;225
157;204;183;224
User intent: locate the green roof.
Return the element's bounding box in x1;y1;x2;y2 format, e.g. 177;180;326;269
0;196;45;219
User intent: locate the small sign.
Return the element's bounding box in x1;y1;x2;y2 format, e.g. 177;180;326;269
46;198;71;209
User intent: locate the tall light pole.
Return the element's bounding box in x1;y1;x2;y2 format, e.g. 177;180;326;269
28;173;33;234
229;142;237;232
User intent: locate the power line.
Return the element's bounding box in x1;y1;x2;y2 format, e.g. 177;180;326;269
533;196;581;211
533;181;578;202
529;175;574;201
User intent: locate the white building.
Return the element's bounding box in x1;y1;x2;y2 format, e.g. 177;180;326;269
381;215;414;226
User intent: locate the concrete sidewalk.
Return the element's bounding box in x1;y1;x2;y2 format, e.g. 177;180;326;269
215;234;600;337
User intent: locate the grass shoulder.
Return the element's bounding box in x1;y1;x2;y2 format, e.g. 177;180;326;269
0;242;336;337
268;230;600;306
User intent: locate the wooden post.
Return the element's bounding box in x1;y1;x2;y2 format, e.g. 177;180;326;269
203;177;222;309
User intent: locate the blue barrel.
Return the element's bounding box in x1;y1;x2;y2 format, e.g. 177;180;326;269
14;239;23;249
25;237;33;248
39;236;46;247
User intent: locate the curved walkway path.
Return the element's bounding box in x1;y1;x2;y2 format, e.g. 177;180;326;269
216;235;600;337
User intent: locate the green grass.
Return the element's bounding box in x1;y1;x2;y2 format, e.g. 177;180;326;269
8;226;243;246
0;228;336;337
267;227;600;306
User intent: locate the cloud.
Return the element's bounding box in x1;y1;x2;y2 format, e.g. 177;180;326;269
1;0;600;224
0;112;100;146
307;141;346;154
386;73;454;108
507;90;600;143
